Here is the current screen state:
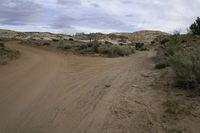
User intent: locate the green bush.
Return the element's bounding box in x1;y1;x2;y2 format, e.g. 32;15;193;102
69;38;74;41
135;43;144;50
154;36;184;70
160;38;170;45
63;44;72;49
110;45;132;56
166;44;182;56
78;41;100;53
22;39;134;57
52;39;59;42
79;44;88;50
0;42;5;48
155;60;169;69
169;46;200;88
105;41;113;45
97;43;111;54
190;17;200;35
173;30;181;36
98;44;134;57
27;40;53;46
43;42;51;46
163;99;179;114
91;42;100;53
135;43;147;51
165;39;183;56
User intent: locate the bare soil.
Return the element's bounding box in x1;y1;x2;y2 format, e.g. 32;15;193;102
0;42;165;133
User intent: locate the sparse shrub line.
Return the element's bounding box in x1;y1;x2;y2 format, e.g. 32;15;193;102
21;39;135;57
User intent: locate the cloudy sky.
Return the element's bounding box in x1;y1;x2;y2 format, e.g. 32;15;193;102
0;0;199;34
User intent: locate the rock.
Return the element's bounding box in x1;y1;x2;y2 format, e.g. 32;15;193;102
141;73;152;78
105;85;111;88
132;85;139;88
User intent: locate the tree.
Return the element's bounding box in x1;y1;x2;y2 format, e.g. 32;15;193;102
173;30;180;36
190;17;200;35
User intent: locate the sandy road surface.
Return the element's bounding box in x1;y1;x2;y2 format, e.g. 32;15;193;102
0;42;163;133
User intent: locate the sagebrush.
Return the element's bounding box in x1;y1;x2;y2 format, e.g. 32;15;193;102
170;45;200;89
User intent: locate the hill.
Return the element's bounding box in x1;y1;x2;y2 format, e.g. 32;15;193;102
0;29;169;46
0;29;71;41
112;30;170;44
75;30;170;47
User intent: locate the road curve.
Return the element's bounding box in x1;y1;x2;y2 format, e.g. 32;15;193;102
0;42;158;133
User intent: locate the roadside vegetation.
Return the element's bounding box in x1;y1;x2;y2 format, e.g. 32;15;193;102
170;46;200;89
153;17;200;132
21;39;135;57
155;17;200;90
135;42;148;51
0;41;20;65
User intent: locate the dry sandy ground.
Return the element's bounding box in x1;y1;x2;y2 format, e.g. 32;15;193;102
0;42;165;133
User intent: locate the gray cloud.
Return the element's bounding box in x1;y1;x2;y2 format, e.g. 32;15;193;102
57;0;81;6
52;13;132;33
1;0;200;34
90;3;100;8
0;0;42;25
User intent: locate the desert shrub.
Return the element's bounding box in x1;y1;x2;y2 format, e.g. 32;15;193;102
79;44;88;50
154;35;189;75
190;17;200;35
76;41;101;53
155;60;169;69
0;42;5;48
52;39;59;42
98;44;134;57
105;41;113;45
0;46;20;65
43;42;51;46
154;46;170;69
173;30;181;36
165;39;183;57
118;39;127;43
151;41;155;44
54;40;65;48
163;97;194;117
135;43;147;51
91;42;100;53
27;40;52;46
163;99;179;114
87;41;101;52
31;40;43;46
69;38;74;41
119;43;125;46
130;46;135;53
86;42;92;47
155;35;195;70
23;39;134;57
166;44;182;56
135;43;144;49
160;38;170;45
0;47;14;56
97;43;111;54
110;45;132;56
169;46;200;89
0;38;9;42
63;44;72;49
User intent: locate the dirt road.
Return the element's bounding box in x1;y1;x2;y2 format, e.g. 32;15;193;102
0;42;164;133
